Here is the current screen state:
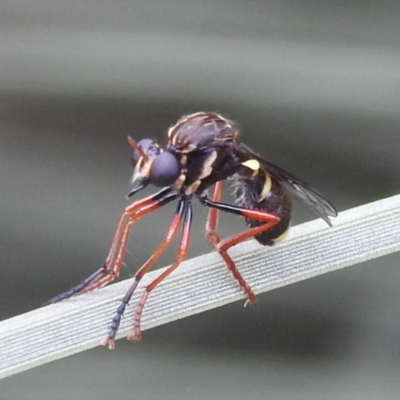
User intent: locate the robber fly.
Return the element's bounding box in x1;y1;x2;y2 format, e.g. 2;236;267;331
50;112;337;348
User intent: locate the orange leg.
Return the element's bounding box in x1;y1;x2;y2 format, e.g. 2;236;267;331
205;182;257;304
81;191;178;293
127;199;193;341
102;197;190;349
49;187;175;303
202;192;280;306
205;181;223;246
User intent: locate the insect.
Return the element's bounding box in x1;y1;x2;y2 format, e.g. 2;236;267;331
50;112;337;348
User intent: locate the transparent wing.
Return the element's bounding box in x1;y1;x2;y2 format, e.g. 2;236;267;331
239;143;337;226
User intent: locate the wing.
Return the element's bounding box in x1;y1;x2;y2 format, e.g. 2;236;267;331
238;143;337;226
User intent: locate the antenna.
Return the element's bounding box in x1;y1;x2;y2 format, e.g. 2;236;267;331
127;136;149;161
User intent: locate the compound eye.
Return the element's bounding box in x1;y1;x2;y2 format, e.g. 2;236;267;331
149;151;181;187
131;138;159;165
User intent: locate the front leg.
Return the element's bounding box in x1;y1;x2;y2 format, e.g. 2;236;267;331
49;187;175;303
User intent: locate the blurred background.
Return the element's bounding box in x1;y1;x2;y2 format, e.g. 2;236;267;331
1;1;400;399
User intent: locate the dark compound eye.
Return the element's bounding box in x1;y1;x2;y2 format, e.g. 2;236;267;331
132;138;160;165
149;151;181;187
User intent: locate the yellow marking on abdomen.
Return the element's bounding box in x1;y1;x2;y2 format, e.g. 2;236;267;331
259;175;272;200
271;228;289;243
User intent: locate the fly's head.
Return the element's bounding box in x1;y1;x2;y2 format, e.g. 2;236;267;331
127;136;183;197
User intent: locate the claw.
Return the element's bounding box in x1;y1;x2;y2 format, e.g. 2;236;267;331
101;337;116;350
127;332;142;341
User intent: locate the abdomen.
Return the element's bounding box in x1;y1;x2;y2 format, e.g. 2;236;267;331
233;176;292;246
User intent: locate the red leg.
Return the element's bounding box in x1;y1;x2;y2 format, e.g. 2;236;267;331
205;182;257;304
81;191;177;293
49;188;174;303
102;198;189;349
201;195;280;306
205;181;222;246
91;187;174;285
127;199;193;341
